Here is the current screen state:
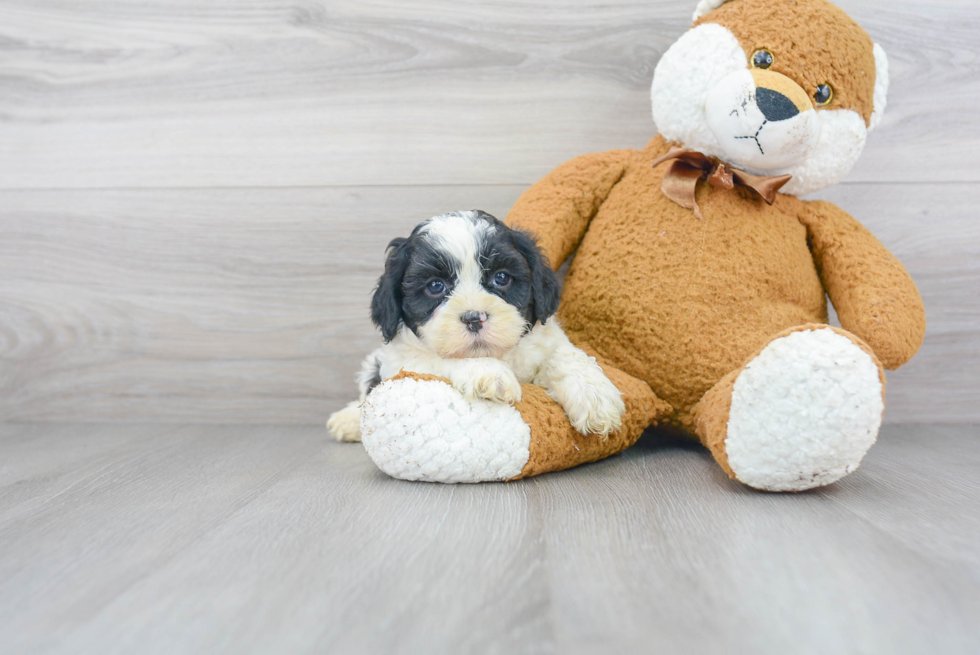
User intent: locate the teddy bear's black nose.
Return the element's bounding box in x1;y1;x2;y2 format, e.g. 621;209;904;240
756;87;800;122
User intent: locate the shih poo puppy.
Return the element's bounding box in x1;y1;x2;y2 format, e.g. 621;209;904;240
327;210;625;442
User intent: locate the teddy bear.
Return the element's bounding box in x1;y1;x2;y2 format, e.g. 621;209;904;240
356;0;925;491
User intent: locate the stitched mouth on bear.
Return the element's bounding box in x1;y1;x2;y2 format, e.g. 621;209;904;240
735;118;768;155
705;68;820;171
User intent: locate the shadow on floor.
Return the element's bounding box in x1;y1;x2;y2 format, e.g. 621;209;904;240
632;424;706;454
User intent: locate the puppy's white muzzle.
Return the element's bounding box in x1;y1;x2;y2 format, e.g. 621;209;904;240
705;68;820;171
421;283;527;360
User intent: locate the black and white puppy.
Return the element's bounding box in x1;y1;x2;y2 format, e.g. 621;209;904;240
327;210;625;442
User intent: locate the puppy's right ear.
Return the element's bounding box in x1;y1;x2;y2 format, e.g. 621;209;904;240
510;228;562;325
371;237;412;342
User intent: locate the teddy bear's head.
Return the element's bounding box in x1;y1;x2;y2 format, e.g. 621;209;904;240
651;0;888;196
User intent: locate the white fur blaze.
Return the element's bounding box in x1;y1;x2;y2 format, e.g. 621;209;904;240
360;377;531;483
725;328;883;491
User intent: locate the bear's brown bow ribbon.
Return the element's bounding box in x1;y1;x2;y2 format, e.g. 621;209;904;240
650;147;792;220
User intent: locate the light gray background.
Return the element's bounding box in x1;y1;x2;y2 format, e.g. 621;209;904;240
1;0;977;425
2;3;979;653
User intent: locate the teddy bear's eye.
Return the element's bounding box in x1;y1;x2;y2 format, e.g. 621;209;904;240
814;84;834;106
751;49;774;69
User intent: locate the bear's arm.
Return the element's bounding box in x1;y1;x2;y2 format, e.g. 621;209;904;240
797;199;926;369
506;150;632;268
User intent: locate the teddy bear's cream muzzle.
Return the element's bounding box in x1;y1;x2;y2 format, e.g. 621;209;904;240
704;67;820;171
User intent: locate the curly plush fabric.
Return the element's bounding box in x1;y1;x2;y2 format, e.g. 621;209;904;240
360;372;532;483
511;354;671;479
694;324;886;490
359;0;926;490
508;135;924;431
696;0;878;125
360;365;672;483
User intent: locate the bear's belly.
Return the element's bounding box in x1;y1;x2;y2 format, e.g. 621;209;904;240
559;179;827;420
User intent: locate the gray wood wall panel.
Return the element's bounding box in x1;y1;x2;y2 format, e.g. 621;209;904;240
1;0;978;424
0;185;523;423
0;0;977;188
1;182;976;424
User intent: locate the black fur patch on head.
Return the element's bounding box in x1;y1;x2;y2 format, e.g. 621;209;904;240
370;218;458;341
371;211;562;342
397;234;456;337
473;211;561;326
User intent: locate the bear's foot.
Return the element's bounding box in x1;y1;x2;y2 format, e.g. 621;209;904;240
360;373;532;483
360;361;671;483
696;325;885;492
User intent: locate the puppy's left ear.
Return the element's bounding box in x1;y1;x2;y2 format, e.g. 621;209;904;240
511;229;562;324
371;237;412;342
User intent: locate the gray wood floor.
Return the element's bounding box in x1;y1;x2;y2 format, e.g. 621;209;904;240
2;423;978;654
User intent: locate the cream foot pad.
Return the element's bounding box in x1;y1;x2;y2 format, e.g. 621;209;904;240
360;375;531;483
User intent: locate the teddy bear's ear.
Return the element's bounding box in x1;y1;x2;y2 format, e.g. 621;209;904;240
692;0;734;22
868;42;889;132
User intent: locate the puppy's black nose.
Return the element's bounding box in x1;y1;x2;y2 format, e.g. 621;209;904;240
461;311;487;333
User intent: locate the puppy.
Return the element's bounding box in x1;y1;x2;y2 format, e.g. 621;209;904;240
327;210;626;443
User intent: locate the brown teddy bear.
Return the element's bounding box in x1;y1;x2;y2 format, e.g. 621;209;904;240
357;0;925;491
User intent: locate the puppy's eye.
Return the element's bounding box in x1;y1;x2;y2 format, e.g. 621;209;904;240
492;272;511;287
425;280;446;296
813;83;834;106
751;49;773;69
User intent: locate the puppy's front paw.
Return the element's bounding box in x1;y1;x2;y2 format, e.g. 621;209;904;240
327;401;362;442
568;379;626;438
560;367;626;438
451;360;522;404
